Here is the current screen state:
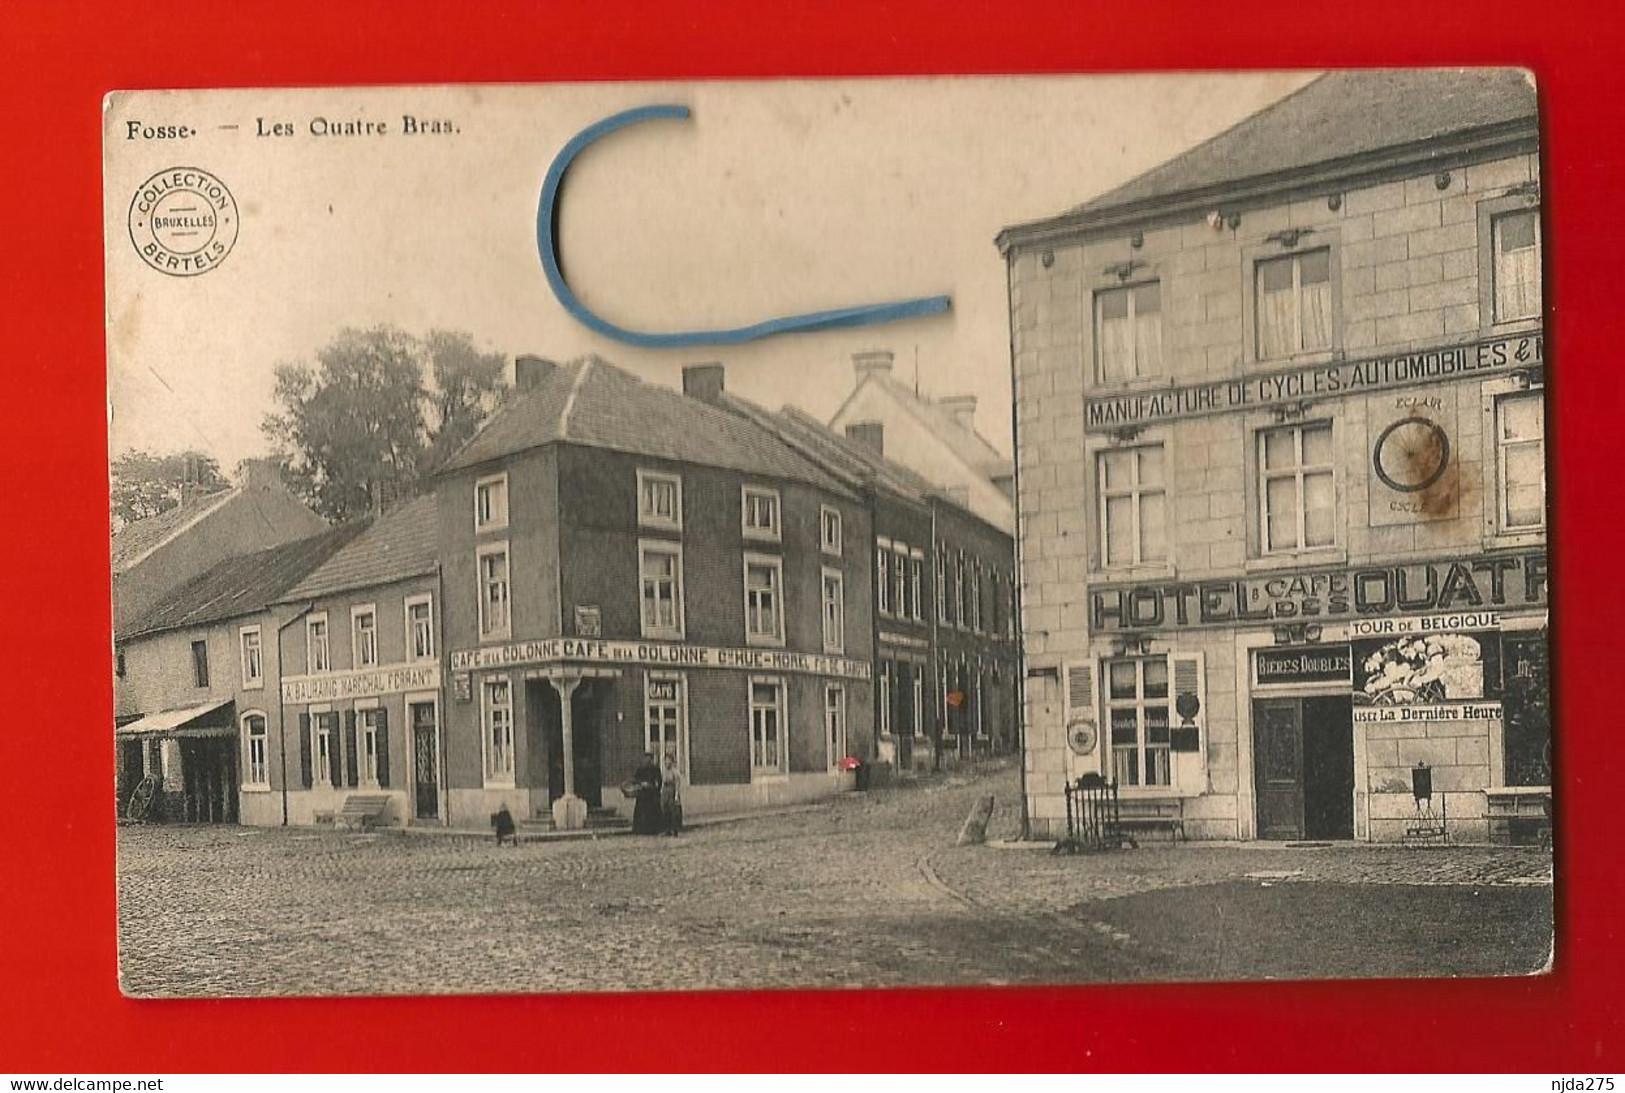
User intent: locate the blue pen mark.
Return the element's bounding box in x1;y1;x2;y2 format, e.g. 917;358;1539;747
537;104;951;348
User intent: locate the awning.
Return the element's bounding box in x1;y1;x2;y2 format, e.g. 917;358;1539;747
115;698;235;739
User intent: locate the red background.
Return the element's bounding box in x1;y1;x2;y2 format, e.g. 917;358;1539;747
1;0;1620;1072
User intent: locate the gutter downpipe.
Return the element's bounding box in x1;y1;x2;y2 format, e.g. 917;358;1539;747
1005;249;1032;841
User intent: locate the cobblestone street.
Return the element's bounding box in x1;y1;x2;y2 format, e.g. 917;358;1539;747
117;762;1554;996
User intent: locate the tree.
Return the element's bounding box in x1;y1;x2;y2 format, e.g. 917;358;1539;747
110;448;224;530
262;326;509;522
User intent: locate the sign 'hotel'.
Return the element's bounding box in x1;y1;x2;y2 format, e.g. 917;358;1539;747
997;70;1549;843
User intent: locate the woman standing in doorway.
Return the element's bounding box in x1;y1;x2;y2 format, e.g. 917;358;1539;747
630;751;664;835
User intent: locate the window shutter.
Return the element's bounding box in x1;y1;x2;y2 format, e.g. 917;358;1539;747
1171;651;1207;795
375;707;390;787
343;710;359;788
298;713;312;789
1063;660;1101;771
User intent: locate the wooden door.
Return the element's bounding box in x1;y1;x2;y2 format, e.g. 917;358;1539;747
1253;698;1304;840
410;701;439;820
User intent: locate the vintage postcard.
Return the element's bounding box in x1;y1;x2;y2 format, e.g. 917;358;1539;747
105;71;1552;997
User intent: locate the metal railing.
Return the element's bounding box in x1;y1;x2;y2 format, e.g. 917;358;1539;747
1055;772;1123;854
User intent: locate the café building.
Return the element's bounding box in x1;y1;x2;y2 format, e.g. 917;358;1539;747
997;69;1549;842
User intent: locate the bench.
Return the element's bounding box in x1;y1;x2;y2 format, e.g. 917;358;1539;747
1485;788;1551;846
1113;798;1186;845
335;794;391;831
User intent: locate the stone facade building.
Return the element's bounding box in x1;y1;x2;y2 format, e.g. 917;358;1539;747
998;69;1548;842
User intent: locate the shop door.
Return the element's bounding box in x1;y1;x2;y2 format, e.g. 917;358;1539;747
410;701;439;820
1301;696;1355;840
895;667;914;771
1253;698;1304;840
546;684;604;809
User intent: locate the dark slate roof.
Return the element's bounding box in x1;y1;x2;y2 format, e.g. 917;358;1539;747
754;399;936;501
111;487;235;572
436;356;847;494
1001;68;1537;245
280;494;438;602
120;524;362;640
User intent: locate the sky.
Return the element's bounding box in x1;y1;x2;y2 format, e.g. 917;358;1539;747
103;73;1314;471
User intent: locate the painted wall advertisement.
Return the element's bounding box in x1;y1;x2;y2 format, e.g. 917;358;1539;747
1351;628;1502;725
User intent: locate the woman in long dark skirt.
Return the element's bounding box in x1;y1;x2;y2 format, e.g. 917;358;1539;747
631;751;664;835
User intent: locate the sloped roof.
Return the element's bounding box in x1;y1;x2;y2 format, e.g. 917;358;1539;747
281;494;438;602
1000;68;1538;247
436;357;847;494
120;524;362;640
715;392;934;502
834;371;1011;475
111;487;235;573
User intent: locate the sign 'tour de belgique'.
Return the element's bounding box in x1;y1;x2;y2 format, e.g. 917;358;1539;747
1084;332;1543;431
1092;550;1547;632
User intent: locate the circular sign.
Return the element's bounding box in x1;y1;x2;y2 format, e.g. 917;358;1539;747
1067;719;1098;756
128;167;239;277
1175;691;1201;721
1372;416;1451;493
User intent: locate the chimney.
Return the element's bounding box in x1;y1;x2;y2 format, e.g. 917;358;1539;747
682;362;725;403
514;355;558;393
852;349;894;383
845;421;884;456
940;395;978;432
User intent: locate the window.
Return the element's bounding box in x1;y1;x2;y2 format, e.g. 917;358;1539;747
749;678;786;776
877;546;892;615
893;545;908;620
743;556;785;645
115;648;126;678
957;552;969;627
816;684;846;769
239;626;263;688
307;614;330;674
1255;249;1333;360
1259;422;1335;554
1496;391;1546;531
191;640;209;688
912;673;924;738
910;552;924;621
1106;656;1171;787
971;562;983;631
1095;282;1163;382
1492;209;1541;324
405;595;435;662
351;605;377;668
878;663;892;737
474;473;508;532
312;711;336;787
639;541;685;638
477;544;511;638
638;470;682;530
357;707;381;785
1097;444;1168;567
483;678;515;785
242;713;268;788
820;505;842;556
935;547;948;624
742;486;781;541
821;568;845;654
645;675;685;772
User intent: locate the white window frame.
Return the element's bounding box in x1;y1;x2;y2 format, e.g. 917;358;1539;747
644;673;688;780
935;547;948;624
1093;280;1164;383
741;485;782;543
1495;390;1546;533
404;594;435;663
971;561;983;631
820;505;843;556
1257;421;1336;556
238;625;263;690
1490;207;1542;326
1096;442;1168;569
1104;654;1173;788
876;539;892;616
1253;248;1335;362
476;541;512;640
878;662;892;737
825;684;847;770
637;469;683;531
351;603;378;669
743;553;786;647
749;676;788;779
639;539;686;640
306;612;330;675
356;701;381;787
474;472;509;533
912;672;924;739
241;710;269;789
482;677;516;787
909;550;924;621
821;567;845;655
893;545;908;621
310;706;336;788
